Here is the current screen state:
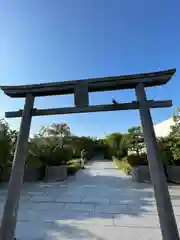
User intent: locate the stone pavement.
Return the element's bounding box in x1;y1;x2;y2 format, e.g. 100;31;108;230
0;158;180;239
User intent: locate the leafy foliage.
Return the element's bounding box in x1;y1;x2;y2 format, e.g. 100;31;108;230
104;133;128;159
28;135;72;166
40;123;71;148
169;108;180;162
2;106;180;178
67;159;81;175
27;123;98;167
126;154;147;166
68;136;96;159
0;119;18;168
127;126;144;155
113;157;132;175
158;136;174;165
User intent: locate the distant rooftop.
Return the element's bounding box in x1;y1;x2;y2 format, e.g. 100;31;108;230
154;117;174;137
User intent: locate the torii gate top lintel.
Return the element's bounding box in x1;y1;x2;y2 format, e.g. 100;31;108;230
1;68;176;98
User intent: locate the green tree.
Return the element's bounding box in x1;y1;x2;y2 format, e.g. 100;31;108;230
28;135;72;166
0;119;14;168
169;108;180;161
171;108;180;135
158;136;174;165
42;123;71;148
127;126;144;156
104;133;128;158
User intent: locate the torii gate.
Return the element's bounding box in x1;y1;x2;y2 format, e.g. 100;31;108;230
0;69;179;240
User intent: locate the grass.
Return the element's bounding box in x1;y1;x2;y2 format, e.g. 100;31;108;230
113;156;132;175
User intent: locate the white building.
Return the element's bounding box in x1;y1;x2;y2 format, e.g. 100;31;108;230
154;117;174;138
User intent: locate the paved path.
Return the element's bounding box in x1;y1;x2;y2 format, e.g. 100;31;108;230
0;158;180;239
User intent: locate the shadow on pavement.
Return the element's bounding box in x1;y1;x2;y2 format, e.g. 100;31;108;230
1;157;178;239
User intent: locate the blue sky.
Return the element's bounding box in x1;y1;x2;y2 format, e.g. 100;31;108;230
0;0;180;137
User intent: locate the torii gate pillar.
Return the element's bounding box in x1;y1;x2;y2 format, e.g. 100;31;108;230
0;94;34;240
136;83;179;240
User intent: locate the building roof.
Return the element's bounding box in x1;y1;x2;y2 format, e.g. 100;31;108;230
154;117;174;137
0;68;176;98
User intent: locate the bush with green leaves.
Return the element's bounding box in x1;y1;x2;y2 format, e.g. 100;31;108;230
113;157;132;175
28;123;99;167
29;136;73;166
127;126;144;156
158;136;174;166
68;135;96;160
39;123;71;148
67;159;81;175
114;154;147;175
127;154;147;166
0;119;18;169
104;133;128;159
168;108;180;163
26;154;43;169
103;144;113;160
153;108;180;166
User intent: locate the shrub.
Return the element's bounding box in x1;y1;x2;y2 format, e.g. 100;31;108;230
104;133;128;160
113;157;132;175
127;154;148;166
113;154;147;175
26;154;43;169
84;149;92;161
72;149;81;159
67;159;81;175
42;146;73;166
103;145;113;160
29;136;73;167
157;137;174;165
127;126;145;156
0;120;14;169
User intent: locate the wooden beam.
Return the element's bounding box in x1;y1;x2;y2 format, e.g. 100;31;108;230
1;68;176;98
5;100;172;118
74;81;89;107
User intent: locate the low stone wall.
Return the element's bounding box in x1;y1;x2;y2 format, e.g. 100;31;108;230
44;165;67;182
0;168;11;182
132;166;151;182
132;165;180;183
168;166;180;183
24;168;41;182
